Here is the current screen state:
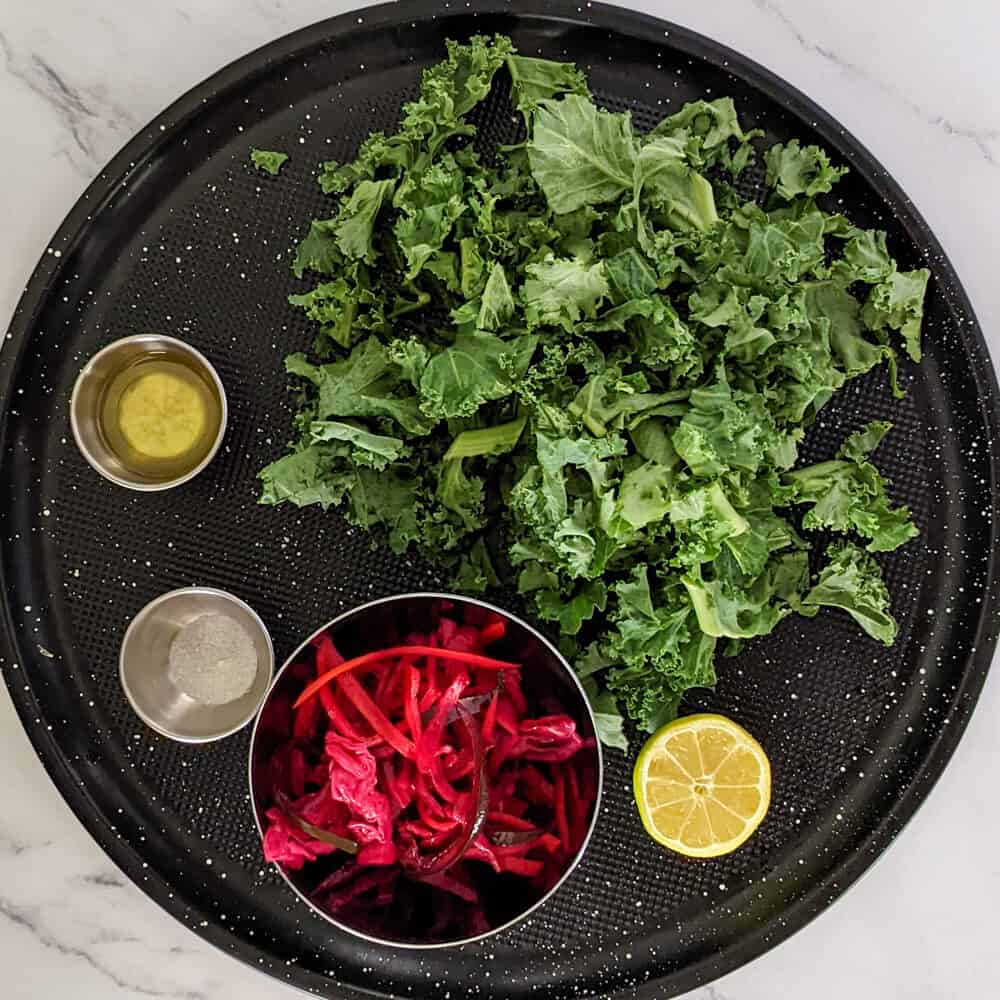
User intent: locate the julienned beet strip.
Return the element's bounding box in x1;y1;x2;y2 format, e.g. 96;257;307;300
292;644;521;710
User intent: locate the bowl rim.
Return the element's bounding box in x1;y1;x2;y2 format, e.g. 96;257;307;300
119;586;275;743
247;591;605;950
70;333;229;492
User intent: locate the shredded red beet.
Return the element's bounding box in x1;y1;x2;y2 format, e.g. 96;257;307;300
258;603;596;943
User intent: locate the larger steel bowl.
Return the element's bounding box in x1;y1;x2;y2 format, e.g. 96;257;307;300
248;593;603;949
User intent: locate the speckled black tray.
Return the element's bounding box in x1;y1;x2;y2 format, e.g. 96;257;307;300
2;2;998;998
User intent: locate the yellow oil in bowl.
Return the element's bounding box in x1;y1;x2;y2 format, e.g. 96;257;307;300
99;352;223;482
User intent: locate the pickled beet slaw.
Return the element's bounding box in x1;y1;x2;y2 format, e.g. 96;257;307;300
257;603;597;942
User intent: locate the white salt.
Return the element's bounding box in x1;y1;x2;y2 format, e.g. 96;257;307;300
167;613;257;705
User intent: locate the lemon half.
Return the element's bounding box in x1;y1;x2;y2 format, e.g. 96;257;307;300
633;713;771;858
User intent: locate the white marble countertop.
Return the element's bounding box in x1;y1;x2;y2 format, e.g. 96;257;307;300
2;1;998;998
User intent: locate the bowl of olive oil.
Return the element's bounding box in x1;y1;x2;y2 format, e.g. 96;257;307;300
71;335;227;491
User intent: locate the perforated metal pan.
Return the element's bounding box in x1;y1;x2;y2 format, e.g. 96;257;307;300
1;2;997;998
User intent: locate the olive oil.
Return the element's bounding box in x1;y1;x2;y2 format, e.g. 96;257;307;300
99;351;223;481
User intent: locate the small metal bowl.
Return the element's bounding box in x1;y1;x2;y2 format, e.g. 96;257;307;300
248;592;603;949
70;334;227;491
120;587;274;743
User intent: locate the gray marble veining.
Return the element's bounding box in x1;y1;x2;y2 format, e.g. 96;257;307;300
1;2;999;999
0;29;137;171
754;0;1000;166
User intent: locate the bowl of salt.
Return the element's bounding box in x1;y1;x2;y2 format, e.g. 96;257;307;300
120;587;274;742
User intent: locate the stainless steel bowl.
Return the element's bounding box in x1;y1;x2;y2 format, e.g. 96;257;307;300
248;592;604;949
70;334;227;491
120;587;274;742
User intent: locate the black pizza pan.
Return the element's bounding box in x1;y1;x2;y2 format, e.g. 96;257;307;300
1;2;998;998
